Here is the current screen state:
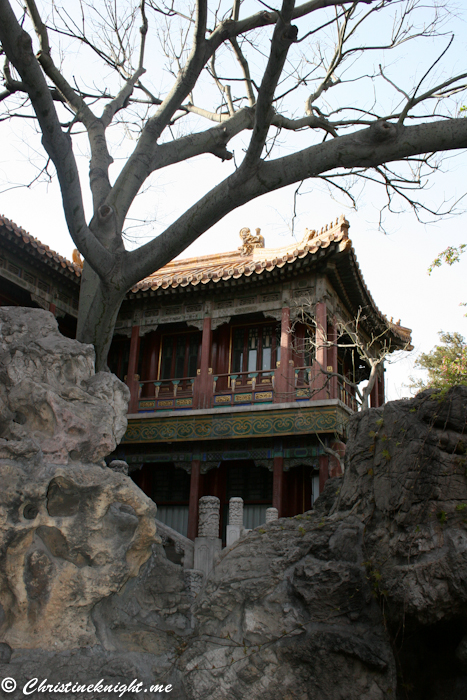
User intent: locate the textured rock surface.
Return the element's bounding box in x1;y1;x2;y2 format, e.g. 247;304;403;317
0;460;157;650
93;542;193;656
0;308;157;652
339;387;467;628
0;307;129;464
175;387;467;700
0;647;176;700
0;545;191;699
177;509;395;700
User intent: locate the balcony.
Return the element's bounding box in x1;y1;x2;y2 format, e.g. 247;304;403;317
132;364;360;413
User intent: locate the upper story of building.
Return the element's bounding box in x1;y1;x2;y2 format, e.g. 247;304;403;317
0;214;411;430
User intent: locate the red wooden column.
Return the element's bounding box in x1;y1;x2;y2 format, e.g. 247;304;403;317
319;454;329;493
146;334;160;397
272;457;284;516
126;324;141;413
195;316;213;409
311;302;327;400
187;460;202;540
274;307;292;403
49;302;56;315
327;323;338;399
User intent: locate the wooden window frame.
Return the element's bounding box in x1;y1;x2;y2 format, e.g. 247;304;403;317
157;330;201;389
229;321;281;385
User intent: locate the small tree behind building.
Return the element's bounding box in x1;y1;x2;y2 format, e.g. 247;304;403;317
410;332;467;392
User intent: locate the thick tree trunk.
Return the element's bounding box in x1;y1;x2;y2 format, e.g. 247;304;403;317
76;262;127;372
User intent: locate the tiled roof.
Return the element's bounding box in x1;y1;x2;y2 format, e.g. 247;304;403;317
131;215;411;346
1;213;411;346
132;216;351;292
0;215;82;276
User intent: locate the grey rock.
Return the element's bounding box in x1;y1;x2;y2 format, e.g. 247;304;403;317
109;459;130;475
0;308;157;651
0;647;174;700
0;307;129;465
175;387;467;699
0;454;157;651
0;642;11;663
312;475;342;516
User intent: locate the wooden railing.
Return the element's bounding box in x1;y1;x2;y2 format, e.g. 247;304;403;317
137;376;196;410
212;369;275;406
133;366;360;412
141;376;195;397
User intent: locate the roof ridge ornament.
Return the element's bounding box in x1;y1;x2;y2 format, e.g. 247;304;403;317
238;227;265;256
303;214;349;245
72;249;84;269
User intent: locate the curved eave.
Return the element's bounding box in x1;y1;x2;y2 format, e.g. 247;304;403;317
328;240;412;350
0;215;82;281
128;240;341;296
130;219;349;293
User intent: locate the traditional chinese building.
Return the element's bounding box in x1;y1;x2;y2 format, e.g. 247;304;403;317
0;214;411;542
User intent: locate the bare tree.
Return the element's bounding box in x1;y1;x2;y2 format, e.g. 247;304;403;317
0;0;466;369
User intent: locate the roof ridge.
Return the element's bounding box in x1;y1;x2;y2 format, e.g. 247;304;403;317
137;215;351;290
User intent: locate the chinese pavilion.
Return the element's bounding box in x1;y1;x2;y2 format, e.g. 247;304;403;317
0;214;411;542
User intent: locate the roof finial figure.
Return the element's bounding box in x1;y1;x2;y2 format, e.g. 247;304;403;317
72;249;84;269
238;227;265;256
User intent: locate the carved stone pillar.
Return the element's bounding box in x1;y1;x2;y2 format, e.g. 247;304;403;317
266;507;279;523
228;497;243;526
194;496;222;578
226;497;243;547
198;495;220;537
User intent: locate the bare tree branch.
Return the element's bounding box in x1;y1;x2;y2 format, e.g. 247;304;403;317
108;0;210;227
230;37;256;106
0;0;113;274
272;112;337;136
241;0;298;171
126;117;467;288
